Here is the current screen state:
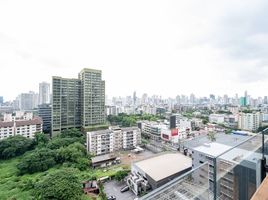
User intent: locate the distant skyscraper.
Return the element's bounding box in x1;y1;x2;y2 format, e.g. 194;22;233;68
264;96;268;104
39;82;50;105
209;94;215;100
133;91;137;105
190;93;195;104
19;92;38;110
52;68;105;136
223;94;228;104
0;96;3;105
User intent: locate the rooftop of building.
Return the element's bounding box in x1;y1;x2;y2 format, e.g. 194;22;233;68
87;129;112;135
0;117;43;128
184;132;252;150
193;142;232;157
91;154;117;164
134;153;192;182
79;68;102;73
121;127;140;132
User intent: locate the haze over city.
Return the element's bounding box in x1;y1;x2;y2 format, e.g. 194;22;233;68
1;0;268;101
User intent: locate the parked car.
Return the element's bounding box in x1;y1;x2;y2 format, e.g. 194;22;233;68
120;185;129;193
107;196;116;200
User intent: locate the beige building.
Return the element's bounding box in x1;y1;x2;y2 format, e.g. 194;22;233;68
86;127;141;156
238;112;261;132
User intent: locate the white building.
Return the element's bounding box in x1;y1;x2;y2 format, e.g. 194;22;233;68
87;127;141;156
0;112;43;140
262;113;268;122
139;121;166;141
238;112;261;132
209;114;225;124
39;82;50;105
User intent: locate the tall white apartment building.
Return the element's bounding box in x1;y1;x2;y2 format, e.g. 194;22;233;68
87;127;141;155
238;112;261;132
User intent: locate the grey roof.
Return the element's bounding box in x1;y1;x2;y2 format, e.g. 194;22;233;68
91;154;117;163
88;129;112;136
184;133;251;150
134;153;192;182
121;127;140;131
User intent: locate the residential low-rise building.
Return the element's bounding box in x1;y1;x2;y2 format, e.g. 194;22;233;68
238;112;261;132
209;114;225;124
86;127;141;156
0;112;43;140
139;121;164;141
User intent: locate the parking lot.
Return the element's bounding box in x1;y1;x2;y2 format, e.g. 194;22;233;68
104;180;137;200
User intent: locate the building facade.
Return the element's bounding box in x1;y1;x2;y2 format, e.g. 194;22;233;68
79;68;105;130
0;112;42;140
39;82;50;105
238;112;261;132
52;68;105;136
18;92;38;110
38;104;52;134
86;127;141;156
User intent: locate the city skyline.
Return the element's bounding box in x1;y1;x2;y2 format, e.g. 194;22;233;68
1;0;268;101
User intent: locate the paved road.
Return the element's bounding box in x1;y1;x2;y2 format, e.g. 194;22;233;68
104;180;136;200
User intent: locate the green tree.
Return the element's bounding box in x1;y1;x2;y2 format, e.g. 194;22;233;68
60;128;84;138
56;142;87;164
98;181;107;200
114;170;129;181
47;137;82;150
34;169;82;200
202;119;208;124
0;135;34;159
17;148;57;175
34;132;49;147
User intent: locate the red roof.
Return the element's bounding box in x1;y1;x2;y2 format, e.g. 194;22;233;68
0;121;14;128
16;117;43;126
0;117;43;128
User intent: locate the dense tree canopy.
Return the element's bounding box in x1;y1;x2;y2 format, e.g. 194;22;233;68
17;148;57;175
34;169;82;200
0;135;34;159
56;142;87;163
107;113;161;127
34;132;49;147
47;137;83;150
114;170;129;181
60;128;84;138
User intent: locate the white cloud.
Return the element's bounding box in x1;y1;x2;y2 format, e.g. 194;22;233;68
0;0;268;101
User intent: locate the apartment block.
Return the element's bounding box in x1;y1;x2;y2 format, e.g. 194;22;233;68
209;114;225;124
238;112;261;132
52;77;81;135
0;112;42;140
52;68;105;136
38;104;52;134
138;121;164;141
87;127;141;156
79;68;105;130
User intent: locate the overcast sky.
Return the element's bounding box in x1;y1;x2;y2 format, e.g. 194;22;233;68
1;0;268;101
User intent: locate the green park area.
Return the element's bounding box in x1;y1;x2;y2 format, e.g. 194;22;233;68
0;129;129;200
